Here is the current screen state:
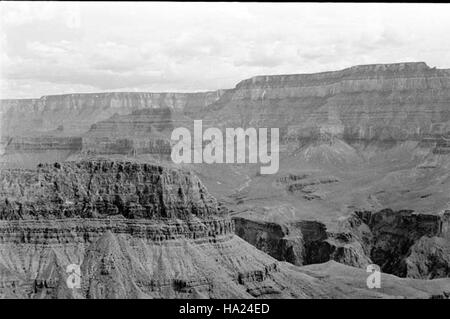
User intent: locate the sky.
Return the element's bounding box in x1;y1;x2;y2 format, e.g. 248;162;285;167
1;2;450;99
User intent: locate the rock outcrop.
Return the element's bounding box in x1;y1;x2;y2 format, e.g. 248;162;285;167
234;209;450;280
204;62;450;144
349;209;450;279
1;160;449;299
233;216;371;268
82;108;174;156
0;160;222;220
1;62;450;298
0;160;361;298
0;91;225;137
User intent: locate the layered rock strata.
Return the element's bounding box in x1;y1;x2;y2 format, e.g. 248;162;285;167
234;209;450;279
0;160;352;298
2;62;449;164
204;62;450;143
0;91;225;136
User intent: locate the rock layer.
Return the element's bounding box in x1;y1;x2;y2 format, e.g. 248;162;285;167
0;160;348;298
2;62;449;166
0;91;225;136
205;62;450;143
234;209;450;280
0;160;222;220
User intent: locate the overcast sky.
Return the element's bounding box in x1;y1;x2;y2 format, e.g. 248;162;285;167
1;2;450;99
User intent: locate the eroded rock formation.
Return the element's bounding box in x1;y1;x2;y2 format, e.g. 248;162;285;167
0;160;373;299
204;62;450;144
234;209;450;280
1;62;450;298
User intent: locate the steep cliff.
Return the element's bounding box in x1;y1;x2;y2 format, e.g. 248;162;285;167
3;62;449;142
234;209;450;280
1;62;450;295
0;91;225;137
0;160;283;298
233;215;371;269
2;62;449;165
82;108;174;157
0;160;222;220
204;62;450;143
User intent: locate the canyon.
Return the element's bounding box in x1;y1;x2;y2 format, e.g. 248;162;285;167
1;62;450;298
1;160;449;299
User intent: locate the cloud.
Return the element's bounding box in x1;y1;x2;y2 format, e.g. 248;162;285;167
1;3;450;98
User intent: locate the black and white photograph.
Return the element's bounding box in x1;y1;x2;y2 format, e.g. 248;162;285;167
0;1;450;306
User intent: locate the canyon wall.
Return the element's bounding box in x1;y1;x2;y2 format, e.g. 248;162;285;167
3;62;449;142
82;108;174;156
0;160;222;220
1;159;448;298
204;62;450;144
0;160;297;298
1;62;449;164
234;209;450;280
0;91;225;137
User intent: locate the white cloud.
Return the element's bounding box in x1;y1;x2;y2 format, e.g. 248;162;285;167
1;2;450;98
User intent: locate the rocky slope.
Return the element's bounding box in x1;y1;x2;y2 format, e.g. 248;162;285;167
1;62;450;297
1;160;449;299
0;160;283;298
234;209;450;280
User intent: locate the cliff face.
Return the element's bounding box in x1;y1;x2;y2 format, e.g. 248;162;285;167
1;63;450;296
1;160;449;299
82;108;174;156
2;62;449;164
205;62;450;143
3;62;449;142
0;91;225;137
0;160;284;298
0;160;221;220
0;159;351;299
233;216;371;269
234;209;450;280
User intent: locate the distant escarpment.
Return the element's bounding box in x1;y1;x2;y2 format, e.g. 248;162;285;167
234;209;450;279
0;91;225;137
2;62;450;167
82;108;174;157
2;62;449;144
205;62;450;144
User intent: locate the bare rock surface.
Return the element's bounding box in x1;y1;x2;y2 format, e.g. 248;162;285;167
1;160;449;299
1;62;450;298
234;209;450;280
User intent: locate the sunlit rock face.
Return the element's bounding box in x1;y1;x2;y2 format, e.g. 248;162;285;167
0;91;225;137
204;62;450;143
2;62;449;164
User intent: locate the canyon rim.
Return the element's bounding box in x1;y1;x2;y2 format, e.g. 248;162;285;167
0;1;450;304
